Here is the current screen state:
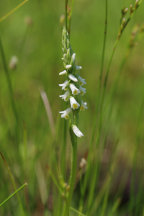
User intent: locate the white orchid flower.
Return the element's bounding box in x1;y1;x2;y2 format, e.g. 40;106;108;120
59;80;69;90
70;97;80;110
66;64;72;69
70;84;80;95
59;70;67;76
59;108;71;119
79;86;86;95
80;101;88;111
78;76;86;85
72;125;84;137
76;65;82;70
68;74;78;82
59;91;70;101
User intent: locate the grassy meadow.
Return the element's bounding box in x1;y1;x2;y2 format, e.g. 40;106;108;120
0;0;144;215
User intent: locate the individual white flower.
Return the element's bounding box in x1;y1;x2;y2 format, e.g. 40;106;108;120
70;97;80;110
80;101;88;111
70;84;80;95
59;108;71;119
62;53;66;61
71;53;76;64
76;65;82;70
68;74;78;82
79;86;86;95
78;76;86;85
59;80;69;90
59;91;70;101
66;64;72;69
59;70;67;76
72;124;84;137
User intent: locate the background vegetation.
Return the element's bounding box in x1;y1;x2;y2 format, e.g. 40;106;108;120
0;0;144;215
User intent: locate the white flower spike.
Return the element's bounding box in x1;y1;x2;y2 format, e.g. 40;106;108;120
59;80;69;90
59;27;87;137
72;125;84;138
68;74;78;82
59;91;70;101
70;84;80;95
59;108;71;119
70;97;80;110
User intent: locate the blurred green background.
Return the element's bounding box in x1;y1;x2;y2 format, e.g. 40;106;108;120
0;0;144;215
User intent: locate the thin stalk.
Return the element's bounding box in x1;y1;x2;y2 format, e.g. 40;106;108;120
86;135;101;211
70;207;86;216
0;37;19;144
99;39;119;130
129;100;144;213
99;0;108;90
101;182;110;216
100;4;142;127
61;120;67;177
63;128;77;216
65;0;68;32
89;0;108;151
0;0;29;23
86;15;140;209
0;152;26;215
78;1;108;211
0;183;27;207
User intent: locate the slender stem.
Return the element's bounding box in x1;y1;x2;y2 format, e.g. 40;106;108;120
0;37;19;144
83;3;140;213
100;4;142;120
99;0;108;90
0;183;27;207
63;127;77;216
129;99;144;213
61;120;67;177
0;37;18;123
0;152;26;215
78;1;108;212
65;0;68;32
0;0;29;23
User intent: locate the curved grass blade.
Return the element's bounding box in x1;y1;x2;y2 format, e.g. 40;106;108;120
0;183;28;207
0;0;29;23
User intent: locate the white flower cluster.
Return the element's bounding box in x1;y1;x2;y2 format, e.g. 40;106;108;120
59;28;87;138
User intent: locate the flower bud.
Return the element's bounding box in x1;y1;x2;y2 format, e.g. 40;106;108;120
9;56;18;70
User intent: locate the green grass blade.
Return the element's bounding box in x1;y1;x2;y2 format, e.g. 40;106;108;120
0;0;29;23
70;207;86;216
0;183;28;207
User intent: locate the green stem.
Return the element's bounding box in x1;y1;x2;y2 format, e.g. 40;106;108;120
0;183;27;207
63;127;77;216
61;120;67;177
99;0;108;90
78;1;108;212
65;0;68;32
0;152;26;215
129;100;144;213
100;3;142;122
0;37;19;144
